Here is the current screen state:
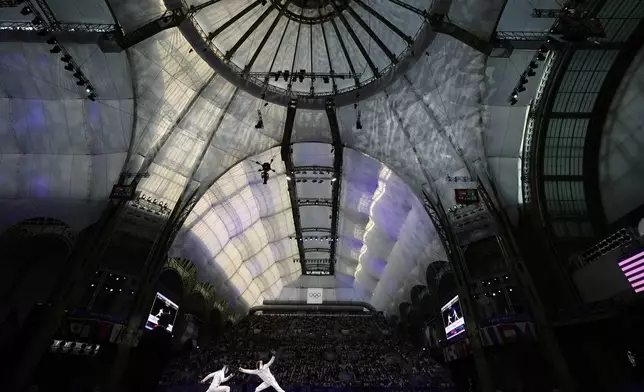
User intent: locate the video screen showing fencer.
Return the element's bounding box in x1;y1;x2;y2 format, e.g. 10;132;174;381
441;295;465;340
146;292;179;332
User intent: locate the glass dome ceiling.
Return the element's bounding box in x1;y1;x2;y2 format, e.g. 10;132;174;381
184;0;428;97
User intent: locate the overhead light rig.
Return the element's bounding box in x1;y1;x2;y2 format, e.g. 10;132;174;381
20;1;97;101
297;198;333;207
289;235;338;242
236;71;359;84
508;46;548;106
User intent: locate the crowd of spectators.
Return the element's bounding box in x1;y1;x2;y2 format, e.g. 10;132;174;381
161;312;453;391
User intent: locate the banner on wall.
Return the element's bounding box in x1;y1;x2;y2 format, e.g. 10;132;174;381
307;288;323;304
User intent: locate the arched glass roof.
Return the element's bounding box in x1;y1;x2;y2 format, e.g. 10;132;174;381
185;0;426;96
0;0;503;314
171;145;447;313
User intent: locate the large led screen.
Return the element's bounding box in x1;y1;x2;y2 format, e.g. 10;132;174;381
619;250;644;293
441;295;465;340
146;292;179;332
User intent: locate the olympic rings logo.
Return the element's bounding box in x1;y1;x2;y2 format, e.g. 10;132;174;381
308;293;322;298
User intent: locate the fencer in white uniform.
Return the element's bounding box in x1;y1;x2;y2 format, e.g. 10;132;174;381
201;365;234;392
239;352;285;392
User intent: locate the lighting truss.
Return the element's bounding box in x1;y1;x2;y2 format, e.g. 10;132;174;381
237;71;358;81
297;198;333;207
19;0;98;100
0;21;117;33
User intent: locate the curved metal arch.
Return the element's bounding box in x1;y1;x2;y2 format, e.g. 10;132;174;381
172;0;446;109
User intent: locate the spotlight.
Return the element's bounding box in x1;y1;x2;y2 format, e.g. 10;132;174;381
21;6;33;16
512;91;518;99
517;85;526;92
64;63;74;72
255;120;263;129
529;61;538;69
299;69;305;83
49;45;61;54
527;69;536;77
520;76;528;85
283;70;290;82
331;177;337;182
537;52;546;61
61;54;72;63
274;71;281;81
85;86;93;94
323;76;330;84
356;120;362;130
88;93;96;101
46;38;58;45
286;176;291;181
73;71;83;79
32;16;44;25
510;98;518;106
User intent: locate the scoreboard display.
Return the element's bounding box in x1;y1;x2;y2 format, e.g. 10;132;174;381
454;188;479;204
110;184;137;201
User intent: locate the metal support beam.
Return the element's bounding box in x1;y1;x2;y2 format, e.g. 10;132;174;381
341;1;397;63
421;189;495;392
353;0;413;45
243;0;289;73
281;100;306;272
329;17;359;87
207;0;263;41
331;1;379;76
301;227;332;233
225;2;276;61
303;247;331;253
117;0;223;50
325;99;343;276
117;8;186;50
429;14;493;55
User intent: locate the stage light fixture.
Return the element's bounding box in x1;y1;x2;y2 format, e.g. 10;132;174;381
537;52;546;61
517;85;526;92
529;61;538;69
88;93;96;101
323;76;330;83
49;45;61;54
85;86;93;94
61;54;72;63
510;98;518;106
274;71;281;81
527;69;536;77
32;16;44;25
76;79;86;86
73;71;83;79
46;38;57;45
64;63;74;71
283;70;289;82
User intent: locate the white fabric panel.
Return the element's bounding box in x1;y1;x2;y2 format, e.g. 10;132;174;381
0;41;133;231
172;148;300;309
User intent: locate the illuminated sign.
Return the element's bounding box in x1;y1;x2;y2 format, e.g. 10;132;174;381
110;184;136;201
454;189;479;204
